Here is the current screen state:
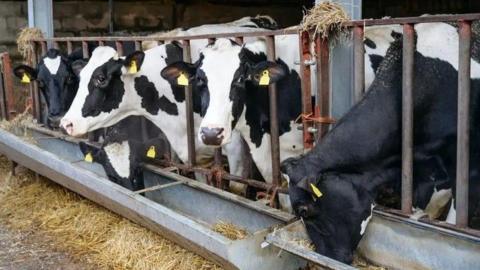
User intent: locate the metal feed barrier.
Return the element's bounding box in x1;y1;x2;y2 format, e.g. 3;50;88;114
0;13;480;269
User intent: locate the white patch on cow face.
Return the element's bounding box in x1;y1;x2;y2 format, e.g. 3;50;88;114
415;23;480;79
198;39;243;146
360;203;375;235
43;56;61;75
103;141;131;178
446;198;456;225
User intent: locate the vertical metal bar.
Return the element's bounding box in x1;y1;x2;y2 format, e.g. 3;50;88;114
235;36;243;44
115;41;124;56
82;41;89;58
0;57;6;120
207;38;216;45
401;23;415;215
353;25;365;103
99;40;105;46
182;40;196;167
299;31;314;149
266;35;281;188
41;41;47;55
135;41;141;51
66;41;73;55
1;54;15;119
315;36;330;139
456;20;471;228
53;41;59;50
33;42;41;121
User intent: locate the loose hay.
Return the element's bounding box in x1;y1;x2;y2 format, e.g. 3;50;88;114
212;221;248;240
300;2;350;41
0;155;222;270
17;27;44;63
0;109;38;144
353;254;387;270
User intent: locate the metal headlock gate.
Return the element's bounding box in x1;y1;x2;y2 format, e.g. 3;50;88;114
1;12;480;269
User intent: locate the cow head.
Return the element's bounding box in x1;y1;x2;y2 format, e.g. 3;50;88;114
14;49;86;128
60;46;147;136
161;39;285;147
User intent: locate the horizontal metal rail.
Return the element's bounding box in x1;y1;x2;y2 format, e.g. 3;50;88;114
344;13;480;27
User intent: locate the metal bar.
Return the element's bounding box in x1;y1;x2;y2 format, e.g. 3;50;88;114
82;41;89;58
353;25;365;103
401;23;415;215
456;20;472;228
235;36;244;44
343;13;480;27
53;41;59;50
182;40;196;167
31;28;300;43
66;41;73;54
315;36;330;139
99;40;105;46
41;41;47;55
0;60;5;120
0;53;15;120
134;41;141;51
115;41;124;56
299;31;314;149
133;180;187;194
266;35;281;189
33;42;41;121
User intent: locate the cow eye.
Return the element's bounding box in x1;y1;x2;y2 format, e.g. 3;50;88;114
97;75;106;83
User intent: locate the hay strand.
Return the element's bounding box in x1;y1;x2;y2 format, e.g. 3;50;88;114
300;2;350;40
212;221;248;240
17;28;44;63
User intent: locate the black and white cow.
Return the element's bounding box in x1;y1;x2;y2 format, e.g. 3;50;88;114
14;49;87;127
79;118;169;191
280;22;480;262
59;23;276;193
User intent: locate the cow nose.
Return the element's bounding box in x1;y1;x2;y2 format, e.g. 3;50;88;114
200;127;224;146
47;115;62;128
60;119;74;135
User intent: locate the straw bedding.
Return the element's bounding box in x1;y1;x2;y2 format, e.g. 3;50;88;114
0;155;222;270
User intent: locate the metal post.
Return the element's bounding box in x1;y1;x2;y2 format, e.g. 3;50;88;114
115;41;124;56
315;36;330;139
135;41;141;51
299;31;314;149
0;59;6;120
353;25;365;103
401;23;415;215
41;42;47;55
0;53;15;120
266;35;281;188
33;43;41;121
182;40;196;167
99;40;106;46
66;41;73;55
456;20;471;228
82;41;89;58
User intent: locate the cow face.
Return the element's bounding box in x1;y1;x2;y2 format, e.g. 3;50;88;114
14;49;86;128
161;39;285;147
60;46;147;136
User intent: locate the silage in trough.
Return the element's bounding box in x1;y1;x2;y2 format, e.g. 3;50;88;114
0;155;222;270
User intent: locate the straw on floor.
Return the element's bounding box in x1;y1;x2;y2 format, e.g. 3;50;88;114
0;155;222;270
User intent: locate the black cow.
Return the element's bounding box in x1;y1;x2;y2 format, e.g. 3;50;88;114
14;49;87;127
282;22;480;263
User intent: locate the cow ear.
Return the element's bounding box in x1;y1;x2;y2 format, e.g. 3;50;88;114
161;61;196;87
249;61;286;86
124;51;145;74
71;59;88;78
14;65;37;84
79;142;101;163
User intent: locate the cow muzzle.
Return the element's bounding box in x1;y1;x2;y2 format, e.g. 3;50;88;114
47;115;63;128
200;127;224;146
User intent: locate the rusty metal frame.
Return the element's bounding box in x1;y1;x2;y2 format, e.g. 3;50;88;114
0;53;15;119
6;13;479;235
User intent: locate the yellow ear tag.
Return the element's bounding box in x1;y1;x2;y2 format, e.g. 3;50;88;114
177;73;189;86
310;183;323;198
21;73;31;84
146;146;156;158
259;70;270;86
84;152;93;163
129;60;138;74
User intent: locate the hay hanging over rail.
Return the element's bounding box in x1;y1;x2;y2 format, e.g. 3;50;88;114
300;2;350;40
17;28;44;63
212;221;248;240
0;155;222;270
